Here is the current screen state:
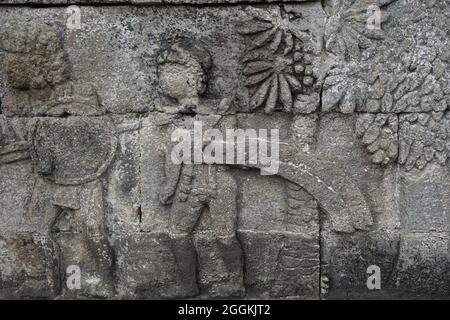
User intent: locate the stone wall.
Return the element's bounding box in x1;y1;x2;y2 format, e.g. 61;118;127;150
0;0;448;299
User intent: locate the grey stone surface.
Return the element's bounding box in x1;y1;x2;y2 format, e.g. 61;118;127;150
0;0;449;299
0;0;312;4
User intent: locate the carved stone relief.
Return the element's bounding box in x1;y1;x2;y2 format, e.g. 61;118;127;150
0;0;448;299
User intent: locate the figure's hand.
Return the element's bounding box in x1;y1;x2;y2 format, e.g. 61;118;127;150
159;186;174;205
179;97;199;113
218;97;233;113
191;187;217;199
161;105;184;114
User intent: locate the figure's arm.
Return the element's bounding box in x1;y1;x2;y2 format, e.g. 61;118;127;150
159;142;182;205
0;116;31;165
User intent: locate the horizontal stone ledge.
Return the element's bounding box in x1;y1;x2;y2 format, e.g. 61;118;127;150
0;0;316;5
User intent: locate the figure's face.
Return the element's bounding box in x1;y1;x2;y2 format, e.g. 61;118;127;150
5;53;66;89
2;25;66;90
159;62;206;104
5;54;34;89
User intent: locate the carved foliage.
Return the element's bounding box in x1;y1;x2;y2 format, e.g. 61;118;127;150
355;113;398;165
321;0;450;170
238;6;319;114
399;112;450;171
322;0;392;60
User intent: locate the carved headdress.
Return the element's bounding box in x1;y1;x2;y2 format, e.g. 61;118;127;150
0;23;67;90
157;40;212;75
0;23;101;116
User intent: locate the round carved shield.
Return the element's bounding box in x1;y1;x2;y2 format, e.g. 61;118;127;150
31;116;117;185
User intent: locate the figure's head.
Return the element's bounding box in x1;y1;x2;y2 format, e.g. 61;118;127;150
0;24;67;90
157;40;212;106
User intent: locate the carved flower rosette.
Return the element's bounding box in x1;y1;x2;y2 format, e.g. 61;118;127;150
238;6;320;114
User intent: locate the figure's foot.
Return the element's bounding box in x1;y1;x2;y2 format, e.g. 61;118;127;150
206;281;245;298
169;234;199;298
171;280;199;298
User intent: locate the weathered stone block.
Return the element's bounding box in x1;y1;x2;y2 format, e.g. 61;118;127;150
239;231;319;299
0;233;57;299
0;0;448;300
394;232;449;298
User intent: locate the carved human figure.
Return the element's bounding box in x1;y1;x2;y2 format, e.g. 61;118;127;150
157;41;245;297
1;24;115;298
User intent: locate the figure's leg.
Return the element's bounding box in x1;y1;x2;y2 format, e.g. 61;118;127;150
27;177;61;296
168;195;203;297
56;180;114;298
206;170;245;297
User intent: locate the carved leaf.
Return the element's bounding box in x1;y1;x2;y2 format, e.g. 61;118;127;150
326;33;347;56
322;0;342;17
245;6;273;22
237;21;273;35
270;29;283;53
244;69;273;86
340;90;356;113
250;77;271;110
345;24;372;49
265;74;278;114
287;24;311;43
363;27;386;40
362;124;381;145
355;114;375;137
381;92;393;112
341;26;361;59
248;28;276;51
243;61;273;75
242;48;274;63
285;74;302;91
322;80;345;112
278;74;292;112
284;32;294;55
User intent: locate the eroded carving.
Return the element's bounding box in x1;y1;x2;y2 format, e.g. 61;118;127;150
0;23;116;298
355;113;398;165
0;1;447;300
156;41;245;297
31;116;117;185
0;116;30;165
238;6;320;114
322;0;393;60
321;0;449;171
399;112;450;171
